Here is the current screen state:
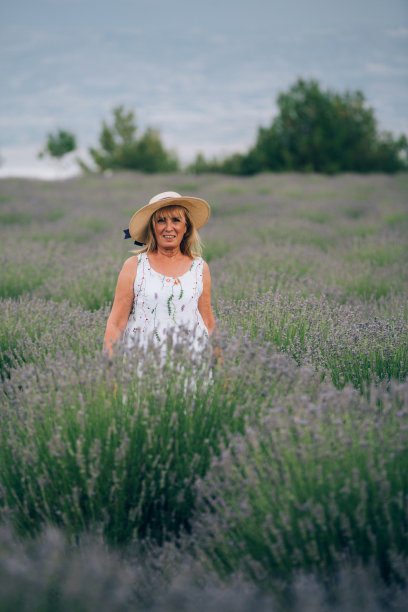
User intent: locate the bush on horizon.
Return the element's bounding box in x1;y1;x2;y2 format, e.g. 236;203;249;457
38;129;77;162
79;105;179;173
188;78;408;175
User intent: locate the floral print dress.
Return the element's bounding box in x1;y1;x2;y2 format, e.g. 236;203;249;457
124;252;209;354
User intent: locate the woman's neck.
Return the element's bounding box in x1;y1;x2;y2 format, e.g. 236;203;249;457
153;246;185;260
147;248;192;278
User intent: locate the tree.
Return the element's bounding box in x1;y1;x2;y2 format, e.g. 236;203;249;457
84;105;179;173
186;152;224;174
188;79;408;175
38;129;77;160
248;79;408;174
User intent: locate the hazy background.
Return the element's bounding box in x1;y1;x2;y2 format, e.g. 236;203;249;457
1;0;407;178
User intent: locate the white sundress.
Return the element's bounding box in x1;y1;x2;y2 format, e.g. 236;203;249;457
123;252;209;356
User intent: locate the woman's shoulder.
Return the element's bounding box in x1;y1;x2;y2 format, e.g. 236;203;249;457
193;257;210;281
113;255;139;296
123;255;140;269
192;254;207;264
197;256;209;271
119;255;139;279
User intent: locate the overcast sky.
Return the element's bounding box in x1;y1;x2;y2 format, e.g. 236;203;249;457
2;0;406;29
1;0;407;177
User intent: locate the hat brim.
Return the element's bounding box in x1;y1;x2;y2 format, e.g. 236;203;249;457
128;196;210;244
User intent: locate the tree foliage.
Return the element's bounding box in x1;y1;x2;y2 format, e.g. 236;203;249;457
38;129;77;160
188;79;408;175
85;106;179;173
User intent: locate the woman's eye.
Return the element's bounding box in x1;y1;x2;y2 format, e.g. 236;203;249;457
156;217;182;223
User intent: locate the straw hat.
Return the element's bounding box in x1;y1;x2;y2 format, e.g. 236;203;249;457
127;191;211;244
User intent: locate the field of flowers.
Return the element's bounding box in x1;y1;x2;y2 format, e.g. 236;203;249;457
0;172;408;610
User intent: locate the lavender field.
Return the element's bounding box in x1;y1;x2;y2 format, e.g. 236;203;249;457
1;172;408;610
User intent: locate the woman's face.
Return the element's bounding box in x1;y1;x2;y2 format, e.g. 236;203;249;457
153;207;187;249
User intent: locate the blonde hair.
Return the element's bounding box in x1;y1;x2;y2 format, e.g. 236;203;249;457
132;204;202;258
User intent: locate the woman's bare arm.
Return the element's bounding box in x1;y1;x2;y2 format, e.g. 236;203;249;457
198;261;215;335
103;256;138;356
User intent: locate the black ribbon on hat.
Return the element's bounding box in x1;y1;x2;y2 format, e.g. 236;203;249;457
123;228;145;246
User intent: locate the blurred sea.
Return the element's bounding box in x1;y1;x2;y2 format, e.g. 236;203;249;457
1;16;407;178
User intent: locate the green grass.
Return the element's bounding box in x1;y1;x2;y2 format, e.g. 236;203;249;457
77;217;110;233
0;211;35;225
383;211;408;227
342;206;367;219
280;189;336;201
105;179;142;190
346;243;406;267
338;223;380;238
256;186;271;195
211;202;267;217
296;209;333;224
351;184;375;202
0;207;64;225
0;262;48;299
45;208;65;222
220;185;245;195
202;239;231;262
170;182;200;192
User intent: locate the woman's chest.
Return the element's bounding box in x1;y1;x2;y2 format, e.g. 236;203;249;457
134;267;203;311
147;254;193;279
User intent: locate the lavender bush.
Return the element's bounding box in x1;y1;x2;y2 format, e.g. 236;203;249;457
1;526;407;611
0;297;108;376
218;291;408;391
0;333;308;543
192;380;408;582
0;172;407;607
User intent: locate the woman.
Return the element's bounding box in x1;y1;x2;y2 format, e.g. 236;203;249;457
103;191;215;358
